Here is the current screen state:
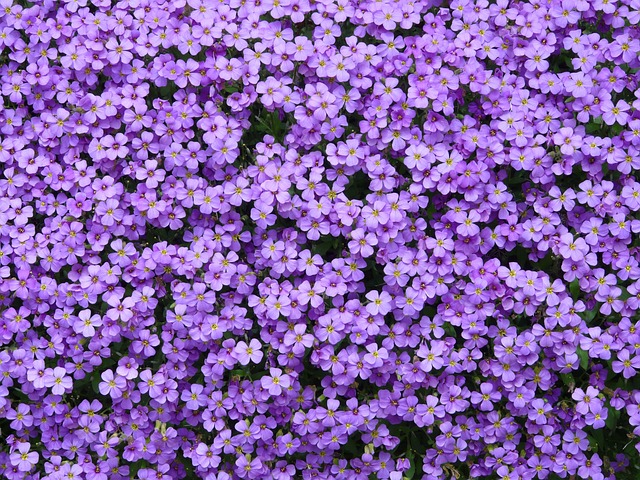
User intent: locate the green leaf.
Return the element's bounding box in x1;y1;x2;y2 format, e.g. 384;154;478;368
313;240;333;256
223;84;239;94
559;373;575;390
129;460;148;477
581;308;597;323
577;347;589;370
606;406;622;431
569;280;580;299
92;372;102;395
405;453;415;479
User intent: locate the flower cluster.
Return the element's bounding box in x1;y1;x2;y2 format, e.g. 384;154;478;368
1;0;640;479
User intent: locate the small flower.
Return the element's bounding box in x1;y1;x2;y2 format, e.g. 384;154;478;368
233;339;264;365
261;368;291;396
10;443;38;472
43;367;72;395
365;290;392;316
98;370;126;399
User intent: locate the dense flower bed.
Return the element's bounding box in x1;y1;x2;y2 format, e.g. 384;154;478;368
1;0;640;478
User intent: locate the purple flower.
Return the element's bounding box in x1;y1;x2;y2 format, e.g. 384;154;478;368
98;370;126;399
0;0;639;477
261;368;291;396
365;290;392;316
612;349;640;378
417;341;446;373
577;453;604;480
528;398;553;425
10;443;38;472
194;442;220;469
43;366;72;395
73;309;102;337
232;339;264;365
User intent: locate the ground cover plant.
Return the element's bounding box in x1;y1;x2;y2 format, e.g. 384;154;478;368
1;0;640;478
